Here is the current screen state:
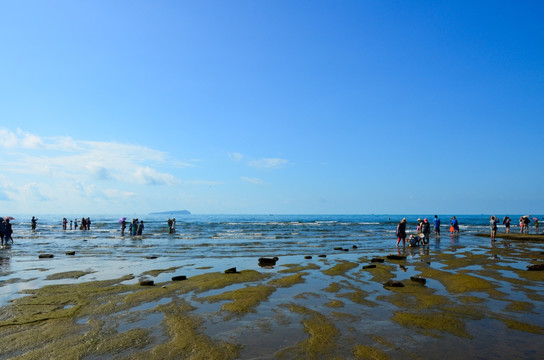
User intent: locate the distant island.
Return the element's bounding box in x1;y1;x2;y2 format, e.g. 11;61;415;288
149;210;191;215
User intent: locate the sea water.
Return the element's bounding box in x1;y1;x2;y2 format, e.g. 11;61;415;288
1;213;543;359
0;213;540;305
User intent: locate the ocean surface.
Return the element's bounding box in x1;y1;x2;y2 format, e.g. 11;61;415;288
1;213;541;305
1;213;544;359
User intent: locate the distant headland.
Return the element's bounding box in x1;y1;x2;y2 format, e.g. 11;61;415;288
149;210;191;215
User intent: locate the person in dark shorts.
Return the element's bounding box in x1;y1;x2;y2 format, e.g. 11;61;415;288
502;216;511;234
433;215;441;237
396;218;407;247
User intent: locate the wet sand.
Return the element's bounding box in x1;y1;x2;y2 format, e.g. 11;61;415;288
1;237;543;359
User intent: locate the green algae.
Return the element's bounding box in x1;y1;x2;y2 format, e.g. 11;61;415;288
279;263;320;273
378;285;451;310
459;296;486;304
500;318;544;334
322;261;359;276
182;270;270;293
280;304;341;359
475;233;544;241
392;311;471;338
268;272;308;287
420;268;503;296
128;300;240;360
200;285;276;313
325;299;344;308
353;345;391;360
505;301;535;313
513;268;544;282
294;292;320;300
120;270;270;310
0;275;136;327
368;334;396;350
323;282;343;293
45;270;95;280
2;319;152;360
141;266;181;277
0;271;266;358
360;264;397;284
338;289;378;308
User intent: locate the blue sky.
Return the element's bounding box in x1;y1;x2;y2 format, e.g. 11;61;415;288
0;0;543;215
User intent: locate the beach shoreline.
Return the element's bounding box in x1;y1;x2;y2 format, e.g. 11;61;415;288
1;215;543;359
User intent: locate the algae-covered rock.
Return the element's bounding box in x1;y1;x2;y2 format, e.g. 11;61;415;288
322;261;359;276
129;300;240;360
268;272;308;287
353;344;391;360
279;304;341;359
279;263;320;274
45;270;94;280
200;285;276;313
392;311;471;338
421;268;501;295
325;299;344;308
338;289;378;307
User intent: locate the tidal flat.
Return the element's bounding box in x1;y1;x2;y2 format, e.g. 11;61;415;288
1;239;543;359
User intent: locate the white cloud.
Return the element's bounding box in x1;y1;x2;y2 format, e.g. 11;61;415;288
0;128;183;186
241;177;263;184
20;183;51;201
248;158;288;169
0;127;189;212
228;152;244;162
86;163;113;180
0;128;45;149
133;167;179;186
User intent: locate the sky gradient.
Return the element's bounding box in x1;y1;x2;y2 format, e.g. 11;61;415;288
1;1;543;215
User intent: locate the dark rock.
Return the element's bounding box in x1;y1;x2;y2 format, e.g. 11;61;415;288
383;280;404;288
225;267;238;274
258;257;279;266
318;254;327;258
410;276;427;285
343;248;349;252
146;256;158;259
172;275;187;281
371;258;385;263
304;256;312;259
139;280;154;286
352;245;358;249
386;254;406;260
334;247;343;251
39;254;54;259
362;264;376;269
65;251;75;256
527;263;544;271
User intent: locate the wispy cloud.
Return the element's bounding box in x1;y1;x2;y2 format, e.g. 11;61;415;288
228;152;244;162
133;167;180;186
248;158;288;169
241;177;263;185
0;127;188;210
0;128;45;149
0;127;181;185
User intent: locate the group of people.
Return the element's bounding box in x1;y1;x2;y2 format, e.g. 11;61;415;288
396;215;458;247
119;218;144;236
491;215;539;240
61;217;92;231
0;217;14;246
